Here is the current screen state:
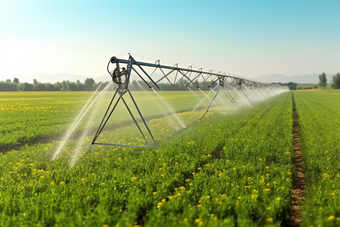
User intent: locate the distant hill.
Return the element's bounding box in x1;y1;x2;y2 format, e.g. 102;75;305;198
254;73;335;84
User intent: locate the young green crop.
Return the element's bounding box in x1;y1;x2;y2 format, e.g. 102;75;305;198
0;92;294;226
0;92;91;146
0;90;218;148
293;90;340;227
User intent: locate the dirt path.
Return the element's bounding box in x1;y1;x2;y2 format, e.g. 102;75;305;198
290;93;306;227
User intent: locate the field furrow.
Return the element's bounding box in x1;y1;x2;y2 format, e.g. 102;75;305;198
293;90;340;227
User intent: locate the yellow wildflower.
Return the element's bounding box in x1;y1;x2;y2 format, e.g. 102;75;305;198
251;194;258;199
328;215;335;220
266;217;273;222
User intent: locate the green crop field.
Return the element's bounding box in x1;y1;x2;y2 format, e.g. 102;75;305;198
0;91;207;147
293;90;340;226
0;90;235;149
1;90;340;227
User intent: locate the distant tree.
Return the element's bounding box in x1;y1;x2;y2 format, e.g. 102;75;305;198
33;79;38;86
13;78;19;83
76;80;85;91
318;72;327;88
286;82;297;90
54;82;62;91
61;81;67;91
6;79;11;83
45;83;55;91
332;73;340;89
66;81;76;91
0;82;10;91
21;82;34;91
84;78;95;90
34;83;47;91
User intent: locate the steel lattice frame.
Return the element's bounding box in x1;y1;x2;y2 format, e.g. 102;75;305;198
90;54;286;149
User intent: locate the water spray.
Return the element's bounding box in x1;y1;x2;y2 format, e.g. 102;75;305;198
51;54;288;160
85;54;288;150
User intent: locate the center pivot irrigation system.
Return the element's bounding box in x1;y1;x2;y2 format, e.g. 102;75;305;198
90;54;286;149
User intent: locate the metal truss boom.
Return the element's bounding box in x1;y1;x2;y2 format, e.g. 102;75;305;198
109;55;274;89
88;54;287;149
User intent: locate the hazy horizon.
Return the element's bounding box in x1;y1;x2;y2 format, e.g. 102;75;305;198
5;72;338;85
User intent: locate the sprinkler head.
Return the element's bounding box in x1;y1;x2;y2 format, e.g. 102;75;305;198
111;67;127;85
110;56;117;63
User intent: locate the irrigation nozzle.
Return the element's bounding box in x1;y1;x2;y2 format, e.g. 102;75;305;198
108;56;129;93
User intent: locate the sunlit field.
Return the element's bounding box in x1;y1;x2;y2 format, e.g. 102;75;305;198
1;90;340;226
293;90;340;226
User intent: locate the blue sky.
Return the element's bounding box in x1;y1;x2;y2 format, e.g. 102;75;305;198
1;0;339;81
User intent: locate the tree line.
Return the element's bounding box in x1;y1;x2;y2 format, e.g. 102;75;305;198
318;72;340;89
0;78;105;92
0;78;213;92
3;73;339;92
